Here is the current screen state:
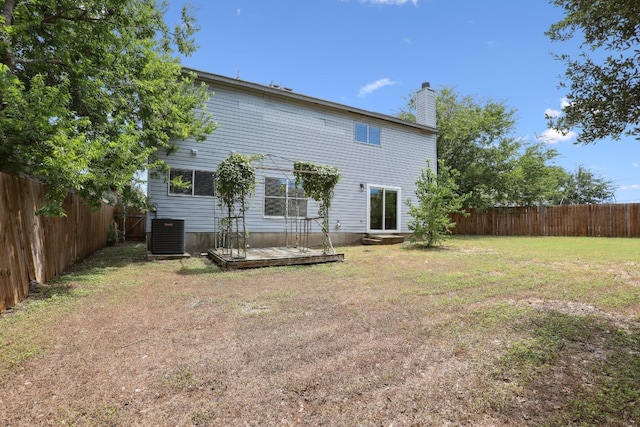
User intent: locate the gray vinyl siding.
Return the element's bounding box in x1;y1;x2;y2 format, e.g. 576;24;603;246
148;75;436;236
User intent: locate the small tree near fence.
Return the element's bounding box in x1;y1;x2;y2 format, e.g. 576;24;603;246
293;161;341;254
406;160;468;248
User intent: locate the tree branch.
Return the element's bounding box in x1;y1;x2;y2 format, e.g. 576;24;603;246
40;7;110;25
1;0;18;25
15;57;65;66
1;0;19;70
42;13;102;24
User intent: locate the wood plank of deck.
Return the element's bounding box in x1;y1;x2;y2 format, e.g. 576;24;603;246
208;247;344;270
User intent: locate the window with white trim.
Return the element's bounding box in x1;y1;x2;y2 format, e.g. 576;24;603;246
354;122;381;145
168;168;215;197
264;177;308;217
368;185;400;231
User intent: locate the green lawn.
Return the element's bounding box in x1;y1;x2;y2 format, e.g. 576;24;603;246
1;236;638;426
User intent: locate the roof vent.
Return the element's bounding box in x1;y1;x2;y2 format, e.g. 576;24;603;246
269;81;293;92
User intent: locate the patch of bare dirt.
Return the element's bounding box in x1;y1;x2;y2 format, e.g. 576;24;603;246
521;298;639;331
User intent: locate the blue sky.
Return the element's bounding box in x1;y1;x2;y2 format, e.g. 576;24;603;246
166;0;640;203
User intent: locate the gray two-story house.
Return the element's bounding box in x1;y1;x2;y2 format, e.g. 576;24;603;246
147;68;437;253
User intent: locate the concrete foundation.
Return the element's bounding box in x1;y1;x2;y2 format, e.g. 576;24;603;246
147;232;368;255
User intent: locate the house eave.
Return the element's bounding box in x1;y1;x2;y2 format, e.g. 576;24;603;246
182;67;437;134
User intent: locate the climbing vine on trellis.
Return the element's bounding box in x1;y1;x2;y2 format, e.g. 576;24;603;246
293;161;341;254
215;153;262;256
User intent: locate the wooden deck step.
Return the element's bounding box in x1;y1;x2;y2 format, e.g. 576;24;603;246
362;234;405;245
362;237;382;245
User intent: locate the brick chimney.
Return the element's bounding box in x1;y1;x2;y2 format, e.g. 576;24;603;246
416;82;436;128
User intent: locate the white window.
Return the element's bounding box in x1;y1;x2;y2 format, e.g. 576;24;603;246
264;177;307;217
168;169;214;197
355;122;381;145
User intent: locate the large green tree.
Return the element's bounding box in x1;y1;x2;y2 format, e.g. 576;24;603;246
0;0;216;214
399;86;618;207
505;144;567;207
547;0;640;144
399;87;564;209
550;165;615;205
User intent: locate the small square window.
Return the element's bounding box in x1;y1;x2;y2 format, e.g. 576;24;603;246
354;122;381;145
264;177;307;217
168;168;215;197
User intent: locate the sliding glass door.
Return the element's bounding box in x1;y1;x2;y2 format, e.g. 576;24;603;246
368;186;400;232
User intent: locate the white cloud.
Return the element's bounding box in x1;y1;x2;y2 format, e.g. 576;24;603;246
544;108;562;118
358;78;398;97
537;128;577;144
402;37;412;44
236;8;241;16
544;97;571;118
619;184;640;190
539;97;576;143
633;162;639;168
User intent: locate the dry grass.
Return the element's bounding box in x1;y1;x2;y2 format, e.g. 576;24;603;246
1;237;639;426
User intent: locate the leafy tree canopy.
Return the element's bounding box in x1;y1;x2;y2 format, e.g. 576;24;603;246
550;165;615;205
400;87;563;209
434;87;522;208
398;86;617;208
546;0;640;144
103;179;152;212
0;0;216;215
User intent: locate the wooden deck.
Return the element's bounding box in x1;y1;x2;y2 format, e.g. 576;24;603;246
208;247;344;270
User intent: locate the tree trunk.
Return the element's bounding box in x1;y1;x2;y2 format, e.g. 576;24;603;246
1;0;18;70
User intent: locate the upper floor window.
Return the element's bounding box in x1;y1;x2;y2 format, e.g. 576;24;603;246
169;168;215;197
264;177;308;217
354;122;381;146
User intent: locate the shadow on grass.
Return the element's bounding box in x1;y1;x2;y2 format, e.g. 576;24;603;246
72;242;147;268
492;310;640;425
176;265;223;276
401;243;454;252
175;257;223;276
11;243;150;308
48;243;148;287
29;283;74;300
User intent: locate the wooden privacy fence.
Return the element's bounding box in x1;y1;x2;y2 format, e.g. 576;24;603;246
450;203;640;237
113;207;147;241
0;172;114;312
